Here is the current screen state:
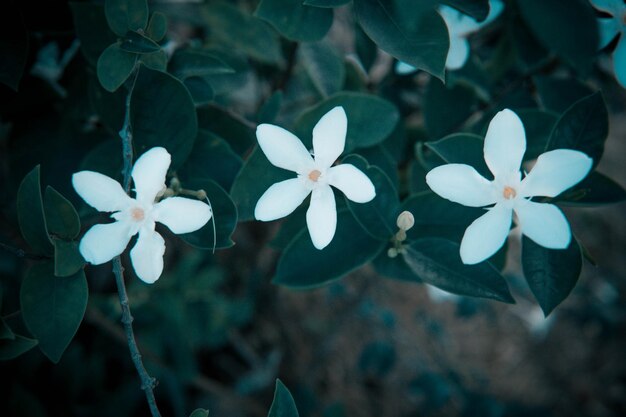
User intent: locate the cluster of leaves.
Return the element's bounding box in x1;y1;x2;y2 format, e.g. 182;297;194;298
1;0;625;416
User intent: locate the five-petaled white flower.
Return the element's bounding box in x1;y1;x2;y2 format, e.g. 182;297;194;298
396;0;504;74
73;147;212;283
254;106;376;250
426;109;593;265
591;0;626;88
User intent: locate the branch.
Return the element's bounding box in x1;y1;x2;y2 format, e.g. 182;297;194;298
113;63;162;417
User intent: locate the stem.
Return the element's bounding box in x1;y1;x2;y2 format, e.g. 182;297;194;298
114;63;162;417
0;241;47;260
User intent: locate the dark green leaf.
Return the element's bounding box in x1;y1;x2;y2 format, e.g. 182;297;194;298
181;130;243;191
423;79;479;138
17;166;53;256
44;187;80;240
554;172;626;206
255;0;333;42
79;140;123;181
97;43;137;92
355;25;378;72
373;250;422;283
89;76;126;134
258;91;283;124
303;0;350;7
274;210;385;288
139;50;167;71
202;2;283;65
295;92;399;152
53;240;85;278
516;109;559;160
189;409;209;417
516;0;598;74
299;41;345;98
403;238;514;303
268;379;300;417
69;3;118;65
120;30;161;54
230;147;293;221
425;133;489;178
546;92;608;169
441;0;489;21
0;1;28;91
354;0;448;79
522;236;582;316
0;317;14;340
178;179;238;250
147;11;168;42
131;64;198;169
20;262;88;363
184;77;215;106
343;155;400;240
168;50;234;80
533;75;594;113
0;334;38;361
105;0;149;37
197;106;256;156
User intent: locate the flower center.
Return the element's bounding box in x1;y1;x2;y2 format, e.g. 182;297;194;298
502;186;517;200
308;169;322;182
131;207;145;222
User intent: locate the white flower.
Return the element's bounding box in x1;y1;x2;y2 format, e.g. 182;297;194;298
254;106;376;250
73;147;212;283
425;109;593;265
396;0;504;74
590;0;626;88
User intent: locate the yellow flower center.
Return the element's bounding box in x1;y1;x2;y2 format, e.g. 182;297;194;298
308;169;322;182
131;207;145;221
503;186;517;200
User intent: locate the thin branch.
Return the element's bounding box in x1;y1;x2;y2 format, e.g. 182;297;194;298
113;63;162;417
0;241;47;260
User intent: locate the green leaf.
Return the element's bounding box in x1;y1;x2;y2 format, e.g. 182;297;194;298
17;166;53;256
189;409;209;417
178;179;238;250
516;109;559;161
299;41;345;98
354;0;448;80
274;210;385;288
44;187;80;240
147;11;168;42
304;0;350;7
97;43;137;93
0;1;28;91
202;2;283;65
131;64;198;169
373;251;422;283
0;334;38;361
53;240;85;278
197;106;256;156
295;92;399;152
516;0;597;74
343;155;400;240
184;77;215;106
105;0;149;37
69;2;118;65
181;130;243;191
79;140;123;182
441;0;489;21
268;379;300;417
403;238;514;303
423;78;479;138
255;0;333;42
0;317;15;340
119;30;161;54
522;236;582;316
20;262;88;363
230;147;293;221
258;91;283;124
546;92;608;169
89;76;126;135
533;76;593;113
425;133;490;178
553;172;626;207
168;50;234;80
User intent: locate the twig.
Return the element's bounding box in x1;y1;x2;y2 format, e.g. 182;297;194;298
0;241;47;260
113;63;162;417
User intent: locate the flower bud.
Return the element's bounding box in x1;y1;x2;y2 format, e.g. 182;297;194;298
396;210;415;231
387;247;398;258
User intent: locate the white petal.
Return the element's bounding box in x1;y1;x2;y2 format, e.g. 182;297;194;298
306;185;337;250
130;228;165;284
254;178;311;221
327;164;376;203
72;171;133;212
395;61;417;75
425;164;497;207
79;221;133;265
515;200;571;249
485;0;505;25
613;36;626;89
520;149;593;198
154;197;212;234
312;106;347;169
132;147;171;205
598;18;619;49
460;203;512;264
439;5;480;37
445;35;470;70
256;124;314;173
589;0;622;15
483;109;526;179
